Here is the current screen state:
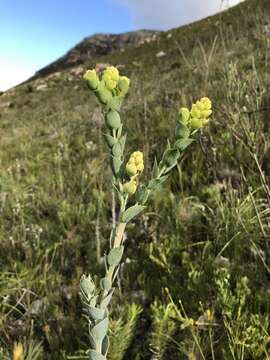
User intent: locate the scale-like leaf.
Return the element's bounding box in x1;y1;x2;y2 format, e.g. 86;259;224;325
100;277;111;291
107;96;123;111
102;336;110;356
89;350;106;360
91;318;109;345
121;204;146;223
175;138;194;151
112;143;122;157
107;246;124;266
175;122;190;139
100;289;114;309
103;133;117;148
88;306;105;320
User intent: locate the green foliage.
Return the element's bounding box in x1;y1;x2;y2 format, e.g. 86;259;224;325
109;303;142;360
149;302;177;359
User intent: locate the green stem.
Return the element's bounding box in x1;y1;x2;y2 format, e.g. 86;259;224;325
105;221;127;285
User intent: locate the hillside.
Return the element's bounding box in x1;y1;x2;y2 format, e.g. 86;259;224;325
0;0;270;358
33;30;160;78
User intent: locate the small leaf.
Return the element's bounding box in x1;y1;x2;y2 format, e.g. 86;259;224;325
91;318;109;345
117;124;123;138
152;157;159;178
100;289;114;309
80;274;95;300
112;143;122;157
175;138;194;151
88;306;106;320
102;336;110;356
135;185;149;205
157;175;169;185
162;148;180;167
119;134;127;152
100;277;111;291
112;157;122;175
175;123;190;139
148;175;169;190
121;204;146;223
107;96;123;111
90;295;99;307
89;350;106;360
88;331;96;349
105;110;121;130
103;133;117;148
107;246;124;266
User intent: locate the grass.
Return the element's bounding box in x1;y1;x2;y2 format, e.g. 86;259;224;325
0;0;270;358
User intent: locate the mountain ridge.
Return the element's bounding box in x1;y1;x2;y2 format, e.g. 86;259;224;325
33;30;161;79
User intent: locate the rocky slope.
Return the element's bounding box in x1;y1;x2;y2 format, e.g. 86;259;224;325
34;30;160;79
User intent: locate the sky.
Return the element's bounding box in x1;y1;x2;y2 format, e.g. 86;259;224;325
0;0;242;92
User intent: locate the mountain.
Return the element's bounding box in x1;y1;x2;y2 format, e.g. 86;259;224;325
34;30;160;79
0;0;270;358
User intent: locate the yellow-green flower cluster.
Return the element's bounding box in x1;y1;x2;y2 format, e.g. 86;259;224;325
126;151;144;176
179;97;212;129
123;151;144;195
83;66;130;105
102;66;119;90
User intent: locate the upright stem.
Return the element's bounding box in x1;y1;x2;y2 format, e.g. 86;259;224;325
95;205;101;264
103;222;127;289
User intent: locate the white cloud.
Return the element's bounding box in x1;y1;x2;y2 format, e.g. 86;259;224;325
0;59;34;92
118;0;243;30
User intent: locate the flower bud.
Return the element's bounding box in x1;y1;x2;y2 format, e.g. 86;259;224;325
83;69;99;90
200;97;212;110
202;118;210;126
104;66;119;81
105;110;121;130
179;107;190;125
190;104;201;119
201;109;212;118
190;117;203;129
126;161;138;176
123;180;137;195
133;151;143;160
118;76;130;96
96;83;113;105
136;162;144;172
104;78;117;90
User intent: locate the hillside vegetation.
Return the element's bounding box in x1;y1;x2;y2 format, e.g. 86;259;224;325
0;0;270;358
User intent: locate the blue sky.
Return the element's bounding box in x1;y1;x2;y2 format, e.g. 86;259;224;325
0;0;242;91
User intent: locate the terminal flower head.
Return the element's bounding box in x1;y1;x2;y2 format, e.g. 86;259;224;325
102;66;120;90
179;97;212;130
126;151;144;177
83;66;130;108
